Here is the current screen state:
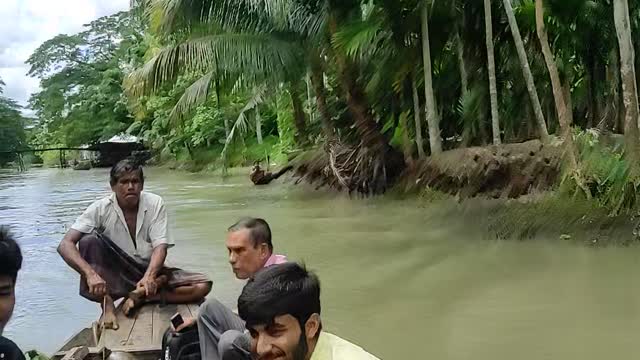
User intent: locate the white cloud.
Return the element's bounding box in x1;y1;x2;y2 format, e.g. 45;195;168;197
0;0;130;113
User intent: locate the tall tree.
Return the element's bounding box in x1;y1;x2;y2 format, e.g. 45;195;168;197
256;109;263;144
309;57;336;140
484;0;501;145
613;0;640;167
289;81;308;145
27;11;145;146
502;0;549;140
421;1;443;154
535;0;578;168
0;80;25;166
412;75;426;158
455;1;469;97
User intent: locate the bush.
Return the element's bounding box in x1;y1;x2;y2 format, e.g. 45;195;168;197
560;129;640;215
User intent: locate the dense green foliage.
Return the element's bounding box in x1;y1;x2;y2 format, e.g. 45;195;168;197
26;11;147;147
9;0;640;211
22;1;639;155
0;79;26;166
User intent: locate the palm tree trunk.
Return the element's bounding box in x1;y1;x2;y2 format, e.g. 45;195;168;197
535;0;578;169
587;67;595;129
394;89;414;166
484;0;501;145
310;59;336;140
184;141;194;160
454;0;469;95
256;109;263;144
456;34;469;95
608;47;625;133
400;108;414;167
503;0;549;141
421;2;443;154
563;81;574;125
412;75;426;158
306;75;315;123
456;31;472;147
289;82;308;145
328;16;390;153
614;0;640;167
214;60;229;138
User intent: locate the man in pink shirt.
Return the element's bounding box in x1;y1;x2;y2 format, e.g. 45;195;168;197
173;218;286;360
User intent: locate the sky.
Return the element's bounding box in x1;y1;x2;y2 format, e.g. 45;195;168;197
0;0;130;115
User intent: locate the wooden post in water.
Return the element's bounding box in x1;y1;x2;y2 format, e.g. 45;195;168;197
59;149;64;169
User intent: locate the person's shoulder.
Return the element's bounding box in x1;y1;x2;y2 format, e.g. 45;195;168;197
323;332;380;360
0;336;26;360
275;254;288;264
141;192;165;205
87;194;112;210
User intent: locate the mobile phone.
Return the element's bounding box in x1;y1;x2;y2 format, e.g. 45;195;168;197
171;313;184;329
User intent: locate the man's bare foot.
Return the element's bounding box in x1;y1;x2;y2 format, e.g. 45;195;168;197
122;289;145;317
100;296;119;330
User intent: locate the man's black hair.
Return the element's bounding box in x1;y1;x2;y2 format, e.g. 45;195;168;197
238;262;321;330
0;226;22;283
228;217;273;252
109;158;144;187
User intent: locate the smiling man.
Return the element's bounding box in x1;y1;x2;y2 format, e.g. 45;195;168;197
0;226;26;360
238;262;380;360
57;159;211;329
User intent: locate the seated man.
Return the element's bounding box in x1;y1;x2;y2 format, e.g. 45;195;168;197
0;226;26;360
174;217;286;360
237;262;380;360
57;159;212;329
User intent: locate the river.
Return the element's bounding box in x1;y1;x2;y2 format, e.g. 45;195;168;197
2;167;640;359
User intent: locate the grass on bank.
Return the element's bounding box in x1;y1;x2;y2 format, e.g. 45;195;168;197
404;130;640;245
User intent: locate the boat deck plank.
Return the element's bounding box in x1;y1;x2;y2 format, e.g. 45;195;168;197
152;304;177;345
124;304;154;349
95;303;197;353
98;305;137;351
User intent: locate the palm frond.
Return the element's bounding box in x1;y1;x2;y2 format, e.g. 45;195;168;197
332;19;387;60
126;33;303;97
148;0;194;34
215;0;292;29
150;0;308;35
220;84;268;164
208;0;326;38
168;70;215;125
287;2;329;40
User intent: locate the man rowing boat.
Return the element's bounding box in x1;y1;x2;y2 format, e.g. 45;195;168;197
57;159;212;329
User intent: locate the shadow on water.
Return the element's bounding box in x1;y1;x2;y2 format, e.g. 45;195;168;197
2;168;640;359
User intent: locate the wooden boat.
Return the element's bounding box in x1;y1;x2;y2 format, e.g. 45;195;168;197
52;303;199;360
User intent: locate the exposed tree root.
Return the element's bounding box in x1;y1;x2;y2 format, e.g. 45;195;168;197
292;139;563;199
292;141;404;195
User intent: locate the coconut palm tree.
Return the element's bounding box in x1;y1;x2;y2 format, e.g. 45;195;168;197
484;0;501;145
613;0;640;167
502;0;548;140
535;0;578;169
421;1;443;154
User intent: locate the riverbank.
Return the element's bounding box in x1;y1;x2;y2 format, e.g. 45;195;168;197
19;130;637;246
413;192;637;246
138;136;639;246
146;159;639;246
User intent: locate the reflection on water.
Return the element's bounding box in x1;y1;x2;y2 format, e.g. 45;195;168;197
2;168;640;359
